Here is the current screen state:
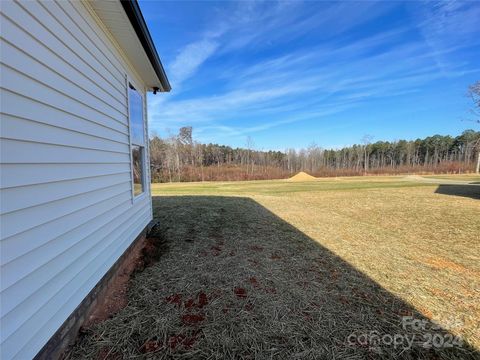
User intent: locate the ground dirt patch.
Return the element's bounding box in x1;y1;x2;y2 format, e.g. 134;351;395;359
75;229;168;329
81;241;144;329
288;171;317;181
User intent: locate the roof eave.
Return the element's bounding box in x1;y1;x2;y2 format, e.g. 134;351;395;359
120;0;171;92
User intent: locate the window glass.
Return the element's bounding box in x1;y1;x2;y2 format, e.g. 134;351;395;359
132;145;144;196
128;84;144;146
129;83;145;197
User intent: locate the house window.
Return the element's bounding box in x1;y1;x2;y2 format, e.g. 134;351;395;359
128;83;145;197
131;145;144;196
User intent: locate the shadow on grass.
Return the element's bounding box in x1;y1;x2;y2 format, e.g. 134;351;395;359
435;184;480;200
67;196;479;359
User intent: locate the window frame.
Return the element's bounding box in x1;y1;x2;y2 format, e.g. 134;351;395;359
127;78;146;201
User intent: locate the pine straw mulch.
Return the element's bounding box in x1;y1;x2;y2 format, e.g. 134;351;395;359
65;196;478;359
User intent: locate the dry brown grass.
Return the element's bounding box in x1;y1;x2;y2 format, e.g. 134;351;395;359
66;176;480;359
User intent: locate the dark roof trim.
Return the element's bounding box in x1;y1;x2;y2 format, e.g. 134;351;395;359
120;0;171;92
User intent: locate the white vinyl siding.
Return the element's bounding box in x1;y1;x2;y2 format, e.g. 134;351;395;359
0;1;153;359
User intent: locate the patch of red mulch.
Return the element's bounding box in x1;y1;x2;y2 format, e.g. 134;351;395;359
198;292;208;308
234;287;247;298
302;311;313;322
271;253;282;260
182;313;205;325
167;331;199;350
182;336;197;349
211;245;222;256
166;294;182;307
168;332;199;350
248;277;260;288
184;298;196;309
140;340;162;354
184;292;209;310
168;335;185;350
168;335;183;350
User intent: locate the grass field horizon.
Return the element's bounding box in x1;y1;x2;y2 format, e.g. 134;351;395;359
151;173;480;194
152;172;480;183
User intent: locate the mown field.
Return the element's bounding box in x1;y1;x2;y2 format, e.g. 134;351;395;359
68;175;480;359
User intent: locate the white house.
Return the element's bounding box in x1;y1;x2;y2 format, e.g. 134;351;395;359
0;1;170;358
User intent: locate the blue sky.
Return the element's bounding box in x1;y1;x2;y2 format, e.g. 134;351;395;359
139;0;480;150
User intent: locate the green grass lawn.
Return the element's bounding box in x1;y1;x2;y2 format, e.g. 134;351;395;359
152;175;434;195
423;174;480;182
68;175;480;359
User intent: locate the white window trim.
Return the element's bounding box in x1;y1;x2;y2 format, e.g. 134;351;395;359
126;76;147;203
143;85;153;219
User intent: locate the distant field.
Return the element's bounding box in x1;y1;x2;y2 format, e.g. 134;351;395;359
423;174;480;182
151;175;435;195
69;175;480;358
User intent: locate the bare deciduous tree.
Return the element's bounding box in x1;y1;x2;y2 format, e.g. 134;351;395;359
149;128;479;182
361;134;374;174
467;81;480;173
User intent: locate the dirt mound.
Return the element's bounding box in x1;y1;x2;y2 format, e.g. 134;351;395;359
288;171;317;182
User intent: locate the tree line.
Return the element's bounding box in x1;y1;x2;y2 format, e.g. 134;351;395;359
149;128;480;182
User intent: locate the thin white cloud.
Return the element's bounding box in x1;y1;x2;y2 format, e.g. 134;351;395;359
412;0;480;75
148;0;480;144
169;39;219;88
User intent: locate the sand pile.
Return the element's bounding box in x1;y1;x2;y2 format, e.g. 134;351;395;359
288;171;317;182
